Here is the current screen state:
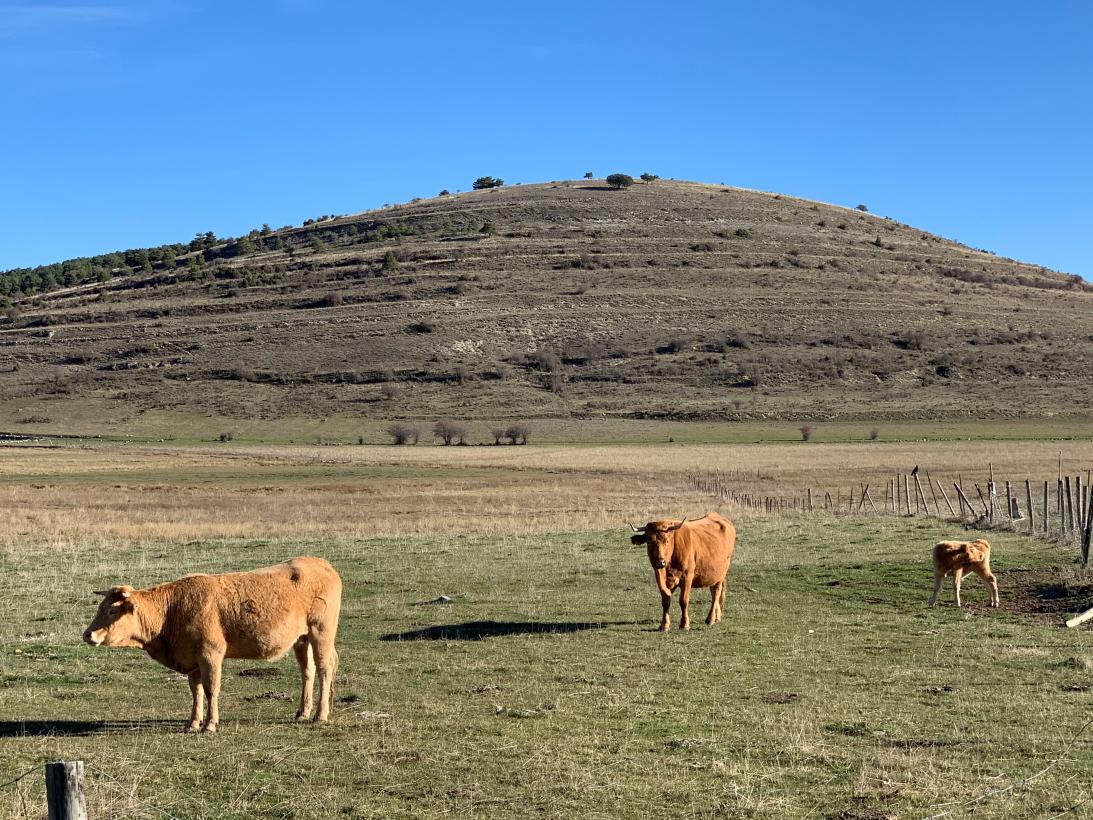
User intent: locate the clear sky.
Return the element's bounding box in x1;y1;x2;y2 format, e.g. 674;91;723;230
2;1;1090;278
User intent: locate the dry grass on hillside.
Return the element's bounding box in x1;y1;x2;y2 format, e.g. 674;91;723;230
2;180;1091;427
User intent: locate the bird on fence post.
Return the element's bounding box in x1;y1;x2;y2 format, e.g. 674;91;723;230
911;465;919;476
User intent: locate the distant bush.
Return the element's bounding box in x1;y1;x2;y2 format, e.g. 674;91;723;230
218;432;234;442
387;423;421;445
472;176;504;190
319;292;344;307
856;204;869;212
799;424;814;442
407;321;434;334
640;173;659;183
479;221;497;237
382;251;398;272
438;189;450;196
380;383;399;400
606;173;634;189
505;423;531;445
733;228;750;238
869;428;880;441
490;427;507;445
583;172;594;179
433;419;468;445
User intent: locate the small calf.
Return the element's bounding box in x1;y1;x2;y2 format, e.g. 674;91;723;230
930;538;999;608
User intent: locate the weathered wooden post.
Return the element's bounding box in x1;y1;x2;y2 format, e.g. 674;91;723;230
45;761;87;820
988;463;995;522
1004;480;1014;521
936;478;956;517
1083;486;1093;568
953;483;974;521
1025;479;1035;535
1043;480;1050;536
1065;476;1075;533
904;474;912;515
1058;478;1065;535
1077;477;1085;532
927;472;941;516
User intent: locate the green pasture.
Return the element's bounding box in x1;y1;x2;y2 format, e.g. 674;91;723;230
1;518;1090;818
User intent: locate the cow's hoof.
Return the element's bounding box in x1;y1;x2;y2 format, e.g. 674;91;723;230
294;711;311;722
658;624;670;632
185;724;201;734
201;725;218;734
680;623;691;631
313;715;330;724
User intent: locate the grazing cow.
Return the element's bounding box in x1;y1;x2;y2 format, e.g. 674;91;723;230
930;539;999;608
628;512;737;631
83;556;342;733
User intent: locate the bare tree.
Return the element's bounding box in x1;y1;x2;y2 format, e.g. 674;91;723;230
433;419;468;445
505;423;531;445
387;423;421;445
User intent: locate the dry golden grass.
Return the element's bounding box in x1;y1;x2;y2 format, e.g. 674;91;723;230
1;439;1089;545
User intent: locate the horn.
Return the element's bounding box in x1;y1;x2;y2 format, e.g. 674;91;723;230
667;517;688;531
93;589;111;596
627;521;645;533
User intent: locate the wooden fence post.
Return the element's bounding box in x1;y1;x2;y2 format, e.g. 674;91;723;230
954;483;974;521
1077;477;1084;532
904;474;912;515
1065;476;1075;533
1083;486;1093;568
45;761;87;820
1025;479;1035;535
895;475;901;515
1004;480;1014;521
936;478;956;518
914;473;930;516
1043;480;1049;536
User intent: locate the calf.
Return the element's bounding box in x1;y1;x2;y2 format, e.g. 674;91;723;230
83;556;342;733
930;539;999;608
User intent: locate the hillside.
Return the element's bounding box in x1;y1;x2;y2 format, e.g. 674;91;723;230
2;179;1091;437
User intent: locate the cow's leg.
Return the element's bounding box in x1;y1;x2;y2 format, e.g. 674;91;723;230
309;628;337;723
706;581;723;625
929;570;944;607
980;567;1000;607
952;568;964;608
658;589;672;631
199;649;225;733
186;669;204;733
293;637;315;721
678;574;694;631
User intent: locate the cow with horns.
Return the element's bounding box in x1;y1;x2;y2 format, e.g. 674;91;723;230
628;512;737;631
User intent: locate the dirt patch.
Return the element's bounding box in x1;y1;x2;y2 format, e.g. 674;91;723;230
999;567;1093;625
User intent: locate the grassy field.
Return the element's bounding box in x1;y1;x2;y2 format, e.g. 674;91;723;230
1;439;1091;818
1;520;1091;818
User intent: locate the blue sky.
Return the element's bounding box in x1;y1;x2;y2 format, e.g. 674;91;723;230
2;1;1091;278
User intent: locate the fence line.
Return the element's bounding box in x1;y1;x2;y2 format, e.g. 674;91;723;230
686;467;1093;567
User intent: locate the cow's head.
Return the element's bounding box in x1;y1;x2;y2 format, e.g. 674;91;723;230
83;585;140;647
628;518;687;569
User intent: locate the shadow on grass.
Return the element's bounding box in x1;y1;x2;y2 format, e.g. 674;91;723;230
380;620;634;641
0;719;180;737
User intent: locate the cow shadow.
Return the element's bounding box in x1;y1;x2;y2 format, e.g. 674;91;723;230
380;620;634;642
0;719;180;738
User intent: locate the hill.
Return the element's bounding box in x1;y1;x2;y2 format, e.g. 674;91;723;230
2;179;1091;438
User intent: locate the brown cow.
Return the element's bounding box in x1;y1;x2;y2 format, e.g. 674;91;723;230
83;556;342;733
930;539;999;608
629;513;737;631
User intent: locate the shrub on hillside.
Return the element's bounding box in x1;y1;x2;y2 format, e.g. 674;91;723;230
505;423;531;445
472;176;504;190
640;173;659;182
433;419;468;445
799;424;814;442
387;423;421;445
606;173;634;189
